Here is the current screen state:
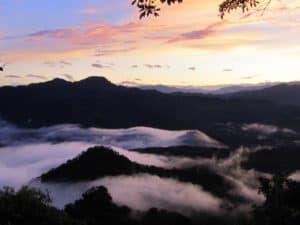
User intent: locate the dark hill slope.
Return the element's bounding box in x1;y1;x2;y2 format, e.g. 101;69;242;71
41;146;235;201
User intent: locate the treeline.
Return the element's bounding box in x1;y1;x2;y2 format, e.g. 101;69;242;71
0;185;192;225
1;173;300;225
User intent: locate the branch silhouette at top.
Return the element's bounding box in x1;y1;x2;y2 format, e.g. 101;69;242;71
132;0;271;19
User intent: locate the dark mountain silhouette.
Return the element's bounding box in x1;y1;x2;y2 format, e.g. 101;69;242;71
224;83;300;107
0;76;300;133
41;146;236;201
41;146;138;182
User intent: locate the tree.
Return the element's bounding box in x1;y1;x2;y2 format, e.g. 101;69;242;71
0;186;76;225
252;173;300;225
65;186;193;225
132;0;271;19
65;186;134;225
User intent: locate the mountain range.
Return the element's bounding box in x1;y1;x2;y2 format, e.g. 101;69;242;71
0;76;299;133
137;83;276;95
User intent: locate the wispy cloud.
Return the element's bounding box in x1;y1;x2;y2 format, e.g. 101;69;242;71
168;22;225;43
91;63;112;69
81;19;107;27
188;67;196;71
241;75;258;80
91;63;105;68
59;60;72;66
44;60;72;68
143;64;167;69
26;74;47;80
61;74;74;81
1;0;300;85
5;75;22;79
78;8;97;15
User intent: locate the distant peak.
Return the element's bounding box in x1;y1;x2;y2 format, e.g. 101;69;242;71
76;76;115;88
79;76;111;83
51;78;69;83
28;77;70;88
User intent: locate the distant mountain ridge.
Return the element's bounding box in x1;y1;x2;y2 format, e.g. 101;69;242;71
0;76;299;133
125;82;280;95
224;83;300;106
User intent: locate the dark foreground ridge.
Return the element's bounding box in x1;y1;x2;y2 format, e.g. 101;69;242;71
2;169;300;225
0;185;193;225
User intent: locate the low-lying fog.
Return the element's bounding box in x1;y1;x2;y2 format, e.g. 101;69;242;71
0;118;298;216
0;119;226;149
31;174;222;215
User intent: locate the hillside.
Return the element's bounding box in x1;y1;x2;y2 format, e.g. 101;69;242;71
41;146;138;182
41;146;236;200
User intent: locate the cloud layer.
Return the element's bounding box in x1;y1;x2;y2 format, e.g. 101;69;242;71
0;119;225;149
242;123;297;136
0;118;274;216
31;174;222;215
0;142;91;188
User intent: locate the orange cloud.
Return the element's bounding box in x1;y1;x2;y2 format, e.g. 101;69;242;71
2;0;298;64
168;21;225;43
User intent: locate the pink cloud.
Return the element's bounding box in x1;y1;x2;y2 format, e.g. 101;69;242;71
24;29;75;42
81;19;107;27
79;8;97;15
20;22;144;48
168;22;225;43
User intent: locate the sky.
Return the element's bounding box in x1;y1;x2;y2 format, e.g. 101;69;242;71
1;0;300;87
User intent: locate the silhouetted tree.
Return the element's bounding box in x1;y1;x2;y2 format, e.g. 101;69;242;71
65;186;134;225
0;186;76;225
252;173;300;225
65;186;193;225
132;0;272;19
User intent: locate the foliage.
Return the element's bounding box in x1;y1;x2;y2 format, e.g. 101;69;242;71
252;173;300;225
65;186;134;225
132;0;267;19
65;185;194;225
219;0;260;18
0;185;192;225
0;186;77;225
